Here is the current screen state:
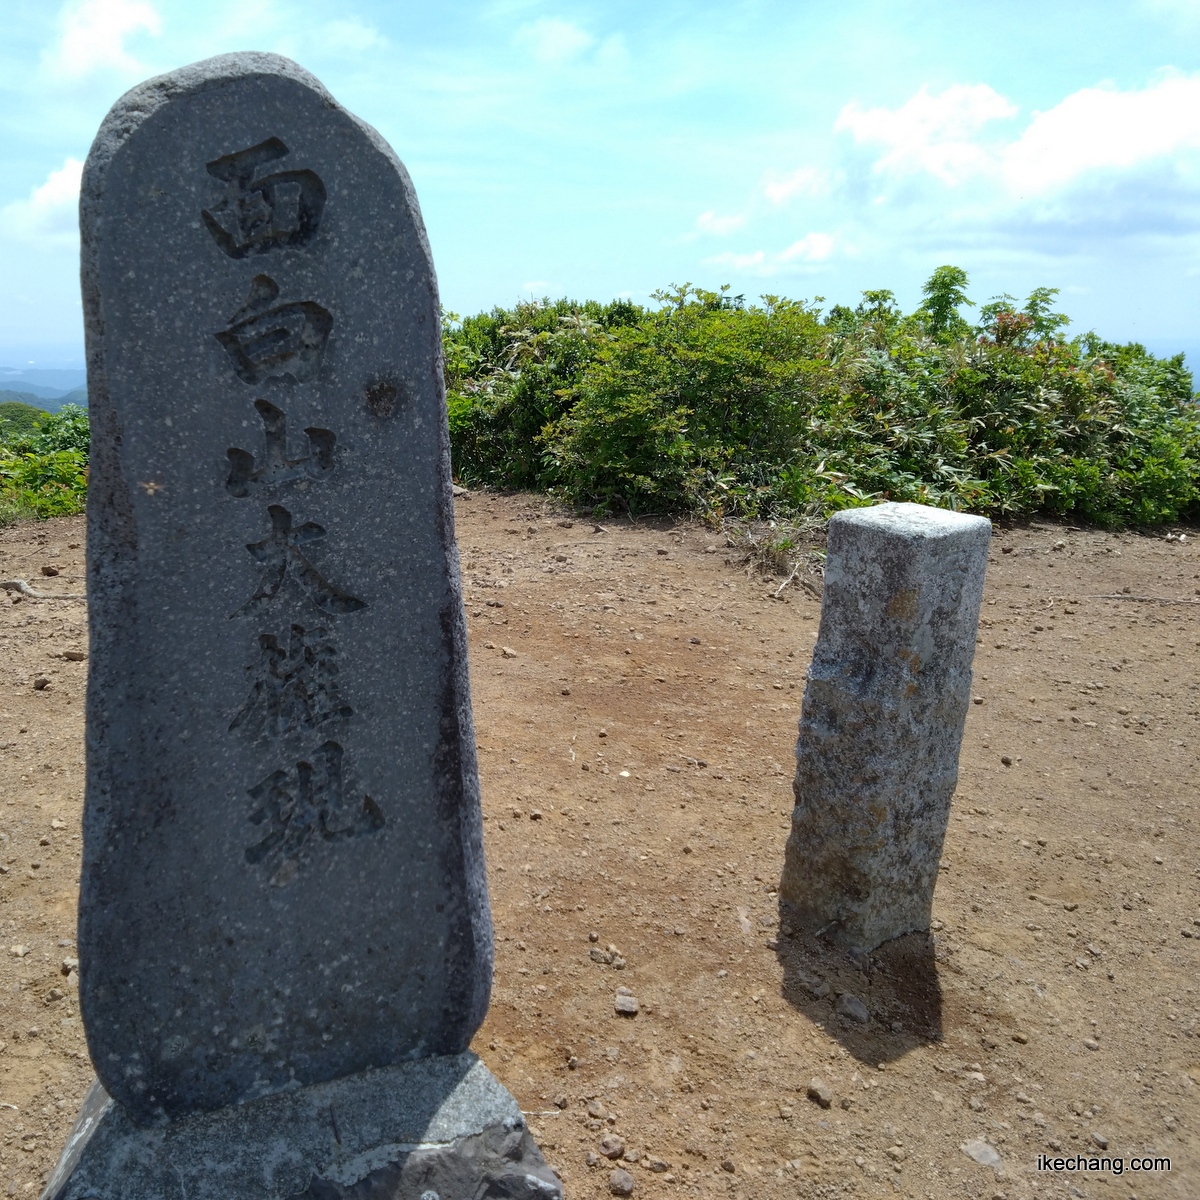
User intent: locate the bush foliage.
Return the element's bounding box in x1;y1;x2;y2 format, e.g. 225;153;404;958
445;270;1200;526
0;404;89;525
4;269;1198;530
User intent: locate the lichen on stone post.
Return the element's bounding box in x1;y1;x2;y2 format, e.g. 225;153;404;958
780;501;991;952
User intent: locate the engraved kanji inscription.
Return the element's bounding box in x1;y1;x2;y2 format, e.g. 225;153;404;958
227;399;335;497
230;623;352;740
202;137;326;258
216;275;332;385
233;504;366;617
245;741;384;881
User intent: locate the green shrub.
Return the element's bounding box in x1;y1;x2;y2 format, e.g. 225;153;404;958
0;404;90;525
0;400;50;443
444;298;643;489
5;281;1198;532
447;274;1200;527
545;287;831;517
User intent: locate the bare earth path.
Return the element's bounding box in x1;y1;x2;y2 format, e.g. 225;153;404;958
0;496;1196;1199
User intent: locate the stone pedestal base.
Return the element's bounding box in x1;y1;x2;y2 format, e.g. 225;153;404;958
42;1054;561;1200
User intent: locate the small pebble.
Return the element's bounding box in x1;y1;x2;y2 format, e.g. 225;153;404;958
806;1079;833;1109
1083;1037;1100;1051
835;993;869;1024
599;1133;626;1160
960;1139;1002;1168
1091;1131;1109;1150
608;1168;635;1196
614;991;639;1016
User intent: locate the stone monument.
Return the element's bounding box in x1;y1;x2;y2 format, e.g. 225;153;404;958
45;52;560;1200
779;501;991;953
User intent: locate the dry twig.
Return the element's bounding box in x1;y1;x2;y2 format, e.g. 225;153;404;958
1;578;86;601
1088;593;1199;605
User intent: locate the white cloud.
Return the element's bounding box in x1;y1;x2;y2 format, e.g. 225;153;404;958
837;75;1200;199
703;249;766;271
46;0;162;79
836;84;1017;185
594;34;630;72
1142;0;1200;20
764;166;832;205
703;232;837;275
1;159;84;245
1003;75;1200;194
695;210;745;236
321;18;386;54
781;232;835;262
514;18;594;65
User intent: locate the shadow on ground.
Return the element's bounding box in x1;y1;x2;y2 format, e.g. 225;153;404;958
774;903;943;1066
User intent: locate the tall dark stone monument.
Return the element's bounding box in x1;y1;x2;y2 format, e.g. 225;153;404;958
44;53;560;1200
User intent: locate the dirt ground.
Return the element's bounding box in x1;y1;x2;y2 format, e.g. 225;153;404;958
0;496;1197;1200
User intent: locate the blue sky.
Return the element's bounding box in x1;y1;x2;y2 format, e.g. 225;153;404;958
3;0;1200;368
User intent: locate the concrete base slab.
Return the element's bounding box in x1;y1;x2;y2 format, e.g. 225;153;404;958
42;1053;562;1200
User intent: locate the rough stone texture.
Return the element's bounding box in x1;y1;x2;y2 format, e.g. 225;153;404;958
80;53;490;1124
608;1168;636;1196
780;501;991;952
43;1054;562;1200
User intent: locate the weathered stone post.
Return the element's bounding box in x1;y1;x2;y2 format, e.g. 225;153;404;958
779;502;990;953
45;53;560;1200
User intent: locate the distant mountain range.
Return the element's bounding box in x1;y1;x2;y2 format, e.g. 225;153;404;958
0;369;87;411
0;387;85;411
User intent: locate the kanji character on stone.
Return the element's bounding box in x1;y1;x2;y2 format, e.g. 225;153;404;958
232;503;365;617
